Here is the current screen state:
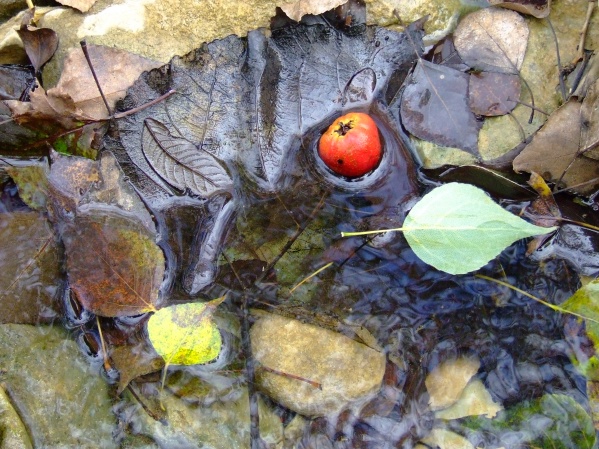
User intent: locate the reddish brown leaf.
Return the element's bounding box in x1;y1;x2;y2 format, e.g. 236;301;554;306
489;0;550;19
468;72;520;116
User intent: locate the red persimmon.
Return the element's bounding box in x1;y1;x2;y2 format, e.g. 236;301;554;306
318;112;382;178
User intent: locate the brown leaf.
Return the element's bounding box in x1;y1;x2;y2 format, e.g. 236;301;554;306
111;341;164;394
16;27;59;73
513;100;599;194
279;0;348;21
62;209;165;317
55;0;97;13
454;8;529;74
468;72;520;116
581;79;599;160
51;44;162;120
400;59;481;155
489;0;550;19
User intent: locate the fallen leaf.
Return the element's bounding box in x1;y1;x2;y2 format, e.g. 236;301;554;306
142;118;233;198
6;163;49;211
489;0;550;19
513;99;599;194
115;22;421;194
400;59;481;155
468;71;520;116
111;341;164;394
62;208;165;317
16;26;58;74
55;0;97;13
454;8;529;74
279;0;348;21
430;36;470;72
51;44;162;120
581;78;599;160
147;297;224;366
426;356;481;411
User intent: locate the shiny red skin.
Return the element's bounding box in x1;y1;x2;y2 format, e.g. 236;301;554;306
318;112;382;178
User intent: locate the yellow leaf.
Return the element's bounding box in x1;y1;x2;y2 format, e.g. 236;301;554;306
147;297;224;366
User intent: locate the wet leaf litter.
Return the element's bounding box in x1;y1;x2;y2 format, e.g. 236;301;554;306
0;1;598;448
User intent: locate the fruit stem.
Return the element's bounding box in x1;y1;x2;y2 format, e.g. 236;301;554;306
335;120;353;136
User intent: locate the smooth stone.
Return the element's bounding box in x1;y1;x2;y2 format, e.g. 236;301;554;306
251;313;386;417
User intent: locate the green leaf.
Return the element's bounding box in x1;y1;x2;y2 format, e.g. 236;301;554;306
343;183;556;274
147;297;224;366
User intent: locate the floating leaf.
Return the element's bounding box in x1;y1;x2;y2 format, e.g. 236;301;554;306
561;280;599;346
147;297;224;366
142;118;233;198
400;60;481;155
343;183;557;274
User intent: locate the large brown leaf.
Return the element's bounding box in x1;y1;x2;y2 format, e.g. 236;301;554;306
61;208;165;317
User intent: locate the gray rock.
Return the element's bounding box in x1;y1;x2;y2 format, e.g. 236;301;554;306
0;324;116;448
251;313;386;417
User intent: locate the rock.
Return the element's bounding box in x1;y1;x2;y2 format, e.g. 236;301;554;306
365;0;486;45
0;211;62;324
425;355;480;411
0;324;116;448
0;384;32;449
120;385;284;448
251;312;386;417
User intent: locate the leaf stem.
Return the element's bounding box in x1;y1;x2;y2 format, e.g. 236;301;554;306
476;274;599;324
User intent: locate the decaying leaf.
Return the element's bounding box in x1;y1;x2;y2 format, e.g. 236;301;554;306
6;163;49;211
400;60;481;155
561;280;599;346
55;0;97;13
468;71;520;116
279;0;348;21
147;297;224;366
489;0;550;18
114;21;421;195
581;79;599;160
454;8;529;74
16;26;59;74
111;341;164;394
513;99;599;194
61;208;165;317
142;118;233;198
52;44;162;120
420;428;476;449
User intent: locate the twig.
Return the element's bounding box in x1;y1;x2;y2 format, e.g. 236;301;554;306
553;176;599;194
288;262;333;294
507;111;526;143
259;364;322;389
545;18;567;102
574;1;597;66
511;100;550;116
80;40;112;117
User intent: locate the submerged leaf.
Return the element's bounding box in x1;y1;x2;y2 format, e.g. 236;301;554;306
489;0;550;18
141;118;232;198
402;183;556;274
561;280;599;345
401;60;481;155
147;297;224;366
468;71;520;116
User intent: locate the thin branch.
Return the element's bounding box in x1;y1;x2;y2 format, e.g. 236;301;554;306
546;18;567;102
80;40;112;117
574;0;597;65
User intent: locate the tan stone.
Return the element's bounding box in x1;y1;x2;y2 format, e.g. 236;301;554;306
251;313;386;417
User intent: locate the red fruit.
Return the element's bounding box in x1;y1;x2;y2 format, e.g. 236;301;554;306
318;112;382;178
